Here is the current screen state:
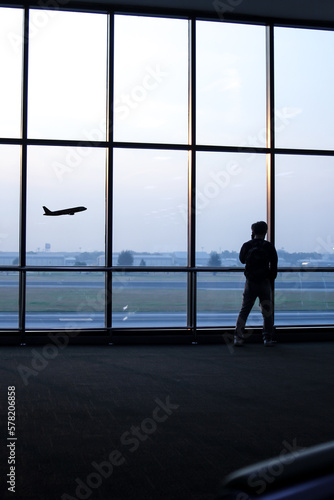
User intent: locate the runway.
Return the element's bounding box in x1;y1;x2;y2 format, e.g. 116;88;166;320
1;310;334;329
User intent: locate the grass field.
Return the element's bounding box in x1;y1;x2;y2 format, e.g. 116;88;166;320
1;287;334;313
1;272;334;313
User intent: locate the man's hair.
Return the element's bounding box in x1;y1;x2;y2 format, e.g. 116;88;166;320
251;221;268;236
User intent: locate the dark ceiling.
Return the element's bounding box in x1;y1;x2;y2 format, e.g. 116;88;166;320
68;0;334;24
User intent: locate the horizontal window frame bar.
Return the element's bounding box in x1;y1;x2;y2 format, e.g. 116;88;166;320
1;139;334;157
1;266;334;273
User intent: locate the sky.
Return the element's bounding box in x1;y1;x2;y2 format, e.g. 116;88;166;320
0;8;334;258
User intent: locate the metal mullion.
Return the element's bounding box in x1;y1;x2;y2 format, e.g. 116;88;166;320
19;7;30;344
187;17;197;337
266;24;276;329
106;12;114;339
266;24;275;245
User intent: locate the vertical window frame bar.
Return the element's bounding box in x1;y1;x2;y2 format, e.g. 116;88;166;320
106;12;114;339
266;24;275;245
187;17;197;338
19;6;30;343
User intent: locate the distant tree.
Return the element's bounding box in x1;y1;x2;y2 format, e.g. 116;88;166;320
12;257;19;265
117;250;134;266
208;251;222;275
75;260;87;266
208;251;222;267
140;259;146;266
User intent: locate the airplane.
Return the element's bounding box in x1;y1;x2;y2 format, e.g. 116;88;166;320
43;206;87;216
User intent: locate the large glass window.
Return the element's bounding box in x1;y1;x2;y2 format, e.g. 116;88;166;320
196;21;266;147
28;10;108;140
113;148;188;257
25;272;105;329
0;146;20;261
0;8;23;138
275;27;334;150
112;272;187;328
114;15;188;144
275;155;334;266
26;146;106;264
196;152;267;264
275;272;334;326
0;272;19;329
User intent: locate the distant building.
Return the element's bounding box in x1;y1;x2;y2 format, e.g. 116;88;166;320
0;252;18;266
112;252;174;266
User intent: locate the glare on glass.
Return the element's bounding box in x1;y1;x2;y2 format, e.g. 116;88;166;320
196;21;266;147
275;155;334;262
114;15;188;144
0;146;20;258
275;27;334;150
196;152;267;264
113;149;188;257
26;146;106;263
28;10;108;140
0;8;23;138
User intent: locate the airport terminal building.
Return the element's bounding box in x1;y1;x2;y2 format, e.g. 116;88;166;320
0;0;333;343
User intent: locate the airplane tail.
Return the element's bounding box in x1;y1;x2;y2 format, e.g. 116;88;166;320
43;206;52;215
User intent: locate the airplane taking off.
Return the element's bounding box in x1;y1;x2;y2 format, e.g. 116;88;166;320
43;206;87;216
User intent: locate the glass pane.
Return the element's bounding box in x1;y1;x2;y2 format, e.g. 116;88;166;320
0;272;19;329
196;152;267;264
113;149;188;258
26;146;106;264
28;10;108;140
114;15;188;144
26;272;105;329
276;155;334;266
0;145;20;261
0;8;23;138
197;271;262;327
196;21;266;147
275;272;334;326
275;27;334;150
112;272;187;327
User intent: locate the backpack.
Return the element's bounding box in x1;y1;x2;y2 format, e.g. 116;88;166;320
245;241;270;282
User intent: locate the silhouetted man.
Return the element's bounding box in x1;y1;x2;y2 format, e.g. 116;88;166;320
235;221;278;347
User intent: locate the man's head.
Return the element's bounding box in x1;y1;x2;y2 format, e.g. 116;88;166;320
251;221;268;239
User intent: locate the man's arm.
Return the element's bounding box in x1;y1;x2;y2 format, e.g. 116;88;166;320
239;242;249;264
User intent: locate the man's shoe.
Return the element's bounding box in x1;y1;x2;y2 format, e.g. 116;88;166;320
234;336;244;347
264;339;277;347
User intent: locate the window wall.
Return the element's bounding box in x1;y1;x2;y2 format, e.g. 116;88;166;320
0;5;333;338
